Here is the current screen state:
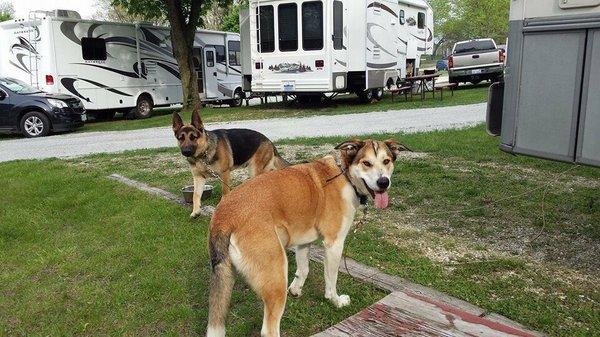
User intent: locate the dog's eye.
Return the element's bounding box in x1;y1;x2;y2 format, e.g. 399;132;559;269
383;159;391;165
363;161;372;167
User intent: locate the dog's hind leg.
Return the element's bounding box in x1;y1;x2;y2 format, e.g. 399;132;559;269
233;230;287;337
220;171;231;195
288;244;310;297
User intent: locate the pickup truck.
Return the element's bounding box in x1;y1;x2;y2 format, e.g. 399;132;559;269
448;39;505;85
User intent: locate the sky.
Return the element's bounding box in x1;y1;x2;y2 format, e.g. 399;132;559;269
11;0;98;20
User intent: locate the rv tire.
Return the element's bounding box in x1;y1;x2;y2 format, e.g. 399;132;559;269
134;95;153;119
373;88;384;101
229;90;244;107
357;89;374;103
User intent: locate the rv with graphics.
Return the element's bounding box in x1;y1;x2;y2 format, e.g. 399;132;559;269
0;10;244;120
398;0;434;77
239;0;433;102
487;0;600;167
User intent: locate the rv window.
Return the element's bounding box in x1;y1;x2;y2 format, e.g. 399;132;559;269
81;37;107;61
228;41;241;66
417;12;425;29
214;45;226;64
257;5;275;53
333;1;343;50
206;51;215;67
302;1;323;51
278;3;298;51
399;10;405;25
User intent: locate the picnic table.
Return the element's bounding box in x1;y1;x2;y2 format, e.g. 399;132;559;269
404;72;441;100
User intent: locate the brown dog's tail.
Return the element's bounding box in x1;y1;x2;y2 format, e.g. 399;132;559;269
207;232;234;337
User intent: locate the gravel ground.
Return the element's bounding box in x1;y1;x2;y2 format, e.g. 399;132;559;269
0;103;485;162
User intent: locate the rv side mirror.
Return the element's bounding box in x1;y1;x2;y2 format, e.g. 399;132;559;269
0;91;6;101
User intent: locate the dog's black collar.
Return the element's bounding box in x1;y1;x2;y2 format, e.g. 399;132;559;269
326;162;369;206
353;186;369;205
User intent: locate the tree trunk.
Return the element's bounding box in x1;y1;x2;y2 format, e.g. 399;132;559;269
165;0;203;114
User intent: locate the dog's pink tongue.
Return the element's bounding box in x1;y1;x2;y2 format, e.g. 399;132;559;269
374;192;389;209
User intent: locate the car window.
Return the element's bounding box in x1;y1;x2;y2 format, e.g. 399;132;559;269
454;40;496;53
0;78;41;94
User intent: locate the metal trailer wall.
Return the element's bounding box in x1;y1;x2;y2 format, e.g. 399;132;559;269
498;11;600;167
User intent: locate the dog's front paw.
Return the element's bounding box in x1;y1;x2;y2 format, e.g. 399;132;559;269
327;294;351;308
190;210;202;218
288;284;302;298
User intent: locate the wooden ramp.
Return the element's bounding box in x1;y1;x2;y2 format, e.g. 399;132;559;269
312;291;540;337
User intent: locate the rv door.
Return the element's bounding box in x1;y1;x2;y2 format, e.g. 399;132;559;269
203;47;218;99
193;48;204;94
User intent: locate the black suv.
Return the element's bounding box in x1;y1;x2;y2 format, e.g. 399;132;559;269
0;77;86;137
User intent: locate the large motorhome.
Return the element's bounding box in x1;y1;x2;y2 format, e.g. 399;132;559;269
240;0;433;102
487;0;600;167
398;0;434;78
0;10;244;119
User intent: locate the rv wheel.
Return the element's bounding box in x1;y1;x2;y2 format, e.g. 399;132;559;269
357;89;374;103
229;90;244;107
373;88;384;101
134;96;153;119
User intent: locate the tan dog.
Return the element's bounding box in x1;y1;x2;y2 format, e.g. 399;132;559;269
173;111;288;217
205;138;410;337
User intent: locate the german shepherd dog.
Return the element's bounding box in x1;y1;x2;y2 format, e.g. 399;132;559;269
173;111;288;218
205;138;409;337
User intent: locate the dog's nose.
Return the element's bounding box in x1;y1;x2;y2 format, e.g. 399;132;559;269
376;177;390;190
181;149;194;157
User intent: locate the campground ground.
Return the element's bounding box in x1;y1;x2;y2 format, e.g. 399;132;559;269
1;125;598;336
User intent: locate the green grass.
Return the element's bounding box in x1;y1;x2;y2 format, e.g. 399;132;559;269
2;125;599;336
0;160;383;336
64;125;599;336
78;84;489;133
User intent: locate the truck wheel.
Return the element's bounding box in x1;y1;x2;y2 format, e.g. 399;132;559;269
134;96;153;119
357;89;374;103
229;90;244;107
21;111;51;138
373;88;384;101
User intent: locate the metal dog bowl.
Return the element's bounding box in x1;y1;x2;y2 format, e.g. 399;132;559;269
181;185;213;203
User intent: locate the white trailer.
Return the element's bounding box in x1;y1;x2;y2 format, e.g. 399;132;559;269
487;0;600;167
0;11;244;119
241;0;408;102
397;0;434;77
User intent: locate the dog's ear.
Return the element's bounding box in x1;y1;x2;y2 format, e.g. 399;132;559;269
191;109;204;131
172;112;184;134
385;139;412;161
335;139;365;162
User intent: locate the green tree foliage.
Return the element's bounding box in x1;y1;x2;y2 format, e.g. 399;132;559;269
429;0;510;56
0;1;14;22
219;0;247;33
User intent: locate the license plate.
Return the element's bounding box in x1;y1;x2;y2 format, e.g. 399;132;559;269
471;69;483;75
283;81;295;92
81;114;87;122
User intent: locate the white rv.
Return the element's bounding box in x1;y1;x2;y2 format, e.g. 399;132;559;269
397;0;434;77
487;0;600;167
0;11;244;120
240;0;433;102
241;0;403;102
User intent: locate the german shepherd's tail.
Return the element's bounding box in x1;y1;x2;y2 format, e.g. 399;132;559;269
206;232;234;337
273;148;291;169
